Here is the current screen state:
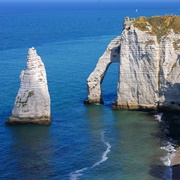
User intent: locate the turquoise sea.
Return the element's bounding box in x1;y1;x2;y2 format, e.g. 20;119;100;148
0;2;180;179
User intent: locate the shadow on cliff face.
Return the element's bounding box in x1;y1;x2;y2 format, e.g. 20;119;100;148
159;83;180;145
160;83;180;111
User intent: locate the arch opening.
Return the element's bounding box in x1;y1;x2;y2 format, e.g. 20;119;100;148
101;63;119;105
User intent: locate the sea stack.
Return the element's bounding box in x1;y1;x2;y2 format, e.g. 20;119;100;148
85;15;180;111
6;47;51;124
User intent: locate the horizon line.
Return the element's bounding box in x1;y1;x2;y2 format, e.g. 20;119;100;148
0;0;178;2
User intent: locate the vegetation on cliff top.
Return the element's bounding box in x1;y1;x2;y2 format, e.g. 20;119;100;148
133;15;180;40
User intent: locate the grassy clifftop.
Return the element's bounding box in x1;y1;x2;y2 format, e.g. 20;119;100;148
133;15;180;39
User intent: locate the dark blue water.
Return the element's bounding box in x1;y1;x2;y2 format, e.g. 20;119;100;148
0;2;179;179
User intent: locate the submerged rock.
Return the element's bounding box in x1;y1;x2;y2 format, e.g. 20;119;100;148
86;15;180;111
6;47;51;124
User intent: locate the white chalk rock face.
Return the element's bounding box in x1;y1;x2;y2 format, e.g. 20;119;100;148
159;31;180;110
6;47;51;124
114;16;180;111
116;20;159;110
86;16;180;111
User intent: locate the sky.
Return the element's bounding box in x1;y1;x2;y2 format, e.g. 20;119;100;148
0;0;179;2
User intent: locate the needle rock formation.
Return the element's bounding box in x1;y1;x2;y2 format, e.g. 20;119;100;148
6;47;51;124
85;15;180;111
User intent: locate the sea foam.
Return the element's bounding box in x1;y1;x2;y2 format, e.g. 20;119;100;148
91;134;111;168
154;113;163;122
155;113;175;180
156;113;176;166
160;142;176;166
160;142;175;180
69;131;111;180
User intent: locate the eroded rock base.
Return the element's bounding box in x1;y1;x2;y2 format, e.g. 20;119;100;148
6;116;51;125
84;99;104;105
112;102;157;111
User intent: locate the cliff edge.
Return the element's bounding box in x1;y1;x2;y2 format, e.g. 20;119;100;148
85;15;180;111
6;47;51;124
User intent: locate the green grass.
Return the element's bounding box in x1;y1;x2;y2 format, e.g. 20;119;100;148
133;15;180;42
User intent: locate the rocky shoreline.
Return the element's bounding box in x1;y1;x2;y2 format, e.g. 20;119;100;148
160;112;180;179
171;148;180;167
171;149;180;180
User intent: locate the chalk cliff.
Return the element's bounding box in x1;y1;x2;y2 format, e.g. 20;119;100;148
6;47;51;124
86;15;180;111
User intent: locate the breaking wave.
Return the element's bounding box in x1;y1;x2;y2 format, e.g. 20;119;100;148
154;113;163;122
160;142;176;166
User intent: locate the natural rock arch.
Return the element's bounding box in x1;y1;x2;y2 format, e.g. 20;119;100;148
86;16;180;111
84;36;120;104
